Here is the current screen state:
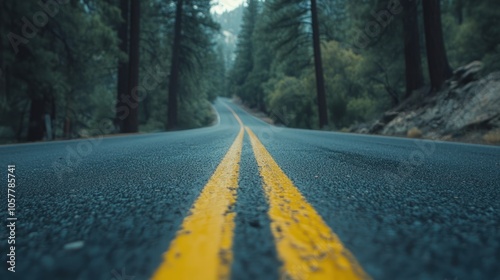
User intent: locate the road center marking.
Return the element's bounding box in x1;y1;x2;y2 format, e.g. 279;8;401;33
222;102;244;127
245;127;370;280
151;107;244;280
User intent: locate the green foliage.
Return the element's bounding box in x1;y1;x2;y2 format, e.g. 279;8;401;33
228;0;406;130
298;41;382;128
266;0;311;77
0;0;123;141
228;0;259;98
225;0;499;132
229;0;315;113
172;0;222;129
265;76;317;128
178;98;215;129
346;97;378;124
0;0;224;142
446;0;500;73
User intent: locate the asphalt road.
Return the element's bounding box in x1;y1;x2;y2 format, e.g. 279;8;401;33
0;97;499;280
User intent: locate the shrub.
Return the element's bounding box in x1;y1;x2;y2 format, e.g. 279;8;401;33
407;127;422;138
483;130;500;144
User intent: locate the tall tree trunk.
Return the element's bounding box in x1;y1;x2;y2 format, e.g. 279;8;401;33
310;0;328;128
455;0;463;25
27;94;46;142
422;0;452;92
166;0;184;130
122;0;140;133
115;0;129;131
50;95;56;140
402;0;424;98
16;101;29;142
64;93;72;139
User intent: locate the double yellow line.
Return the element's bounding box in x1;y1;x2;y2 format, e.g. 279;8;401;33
152;104;370;280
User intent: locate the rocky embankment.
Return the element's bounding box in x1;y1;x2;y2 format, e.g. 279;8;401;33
355;62;500;145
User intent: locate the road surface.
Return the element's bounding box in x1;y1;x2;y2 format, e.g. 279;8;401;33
0;98;499;280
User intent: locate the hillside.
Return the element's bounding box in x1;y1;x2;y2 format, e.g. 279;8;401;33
353;62;500;145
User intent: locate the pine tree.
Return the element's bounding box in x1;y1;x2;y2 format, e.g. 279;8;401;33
3;0;122;141
267;0;328;128
311;0;328;128
115;0;129;131
422;0;452;92
228;0;259;104
401;0;424;97
166;0;183;130
122;0;140;132
166;0;219;130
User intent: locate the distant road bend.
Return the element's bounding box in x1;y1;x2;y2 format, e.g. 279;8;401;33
0;97;499;280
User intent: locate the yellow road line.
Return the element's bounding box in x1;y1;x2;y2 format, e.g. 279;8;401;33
222;102;244;127
245;127;370;280
151;119;244;279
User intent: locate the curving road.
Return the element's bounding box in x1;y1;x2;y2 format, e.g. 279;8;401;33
0;98;499;280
